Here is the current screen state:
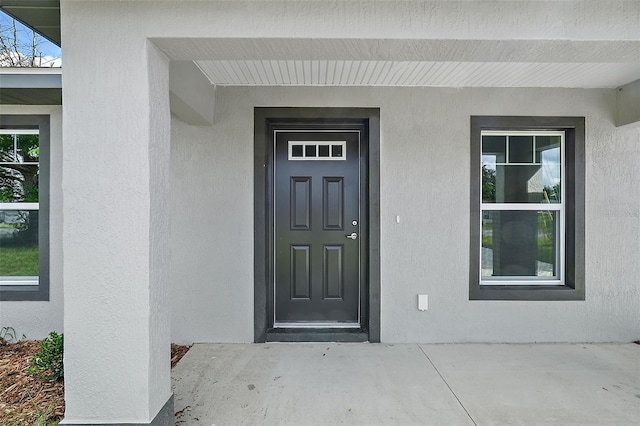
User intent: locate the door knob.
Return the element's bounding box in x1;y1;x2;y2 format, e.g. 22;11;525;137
346;232;358;240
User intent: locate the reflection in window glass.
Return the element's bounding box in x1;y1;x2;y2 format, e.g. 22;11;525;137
0;130;40;283
537;136;561;203
508;135;534;163
482;136;506;163
482;134;561;204
481;210;557;279
0;133;39;203
480;131;564;285
0;210;39;277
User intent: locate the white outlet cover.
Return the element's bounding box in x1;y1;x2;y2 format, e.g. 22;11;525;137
418;294;428;311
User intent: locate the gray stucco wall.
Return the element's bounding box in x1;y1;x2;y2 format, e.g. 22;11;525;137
0;106;63;340
170;86;639;344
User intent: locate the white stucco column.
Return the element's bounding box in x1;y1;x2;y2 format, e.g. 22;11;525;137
60;3;172;422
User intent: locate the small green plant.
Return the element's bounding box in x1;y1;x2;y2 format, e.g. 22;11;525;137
31;403;60;426
27;331;64;381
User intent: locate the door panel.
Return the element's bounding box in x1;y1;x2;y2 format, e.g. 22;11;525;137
323;177;344;229
275;130;360;325
290;245;311;299
290;177;311;230
323;245;344;299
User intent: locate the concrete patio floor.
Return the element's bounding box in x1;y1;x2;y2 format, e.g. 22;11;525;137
171;343;640;425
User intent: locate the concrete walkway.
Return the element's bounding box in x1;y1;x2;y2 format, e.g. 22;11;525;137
172;343;640;425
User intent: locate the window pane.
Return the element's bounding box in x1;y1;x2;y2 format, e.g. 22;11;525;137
332;145;343;158
0;164;39;203
493;164;559;203
15;134;39;163
536;136;562;202
318;145;330;157
482;134;561;204
305;145;316;157
485;163;560;204
481;210;558;279
481;136;504;203
0;210;39;276
0;134;15;159
508;135;534;163
481;164;496;202
482;136;506;163
0;133;39;203
291;145;303;157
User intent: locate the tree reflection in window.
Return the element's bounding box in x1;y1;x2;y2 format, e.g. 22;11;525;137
482;164;496;202
0;132;39;276
0;133;39;203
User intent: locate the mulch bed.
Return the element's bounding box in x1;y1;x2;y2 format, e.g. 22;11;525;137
0;340;191;425
0;340;63;425
171;343;191;368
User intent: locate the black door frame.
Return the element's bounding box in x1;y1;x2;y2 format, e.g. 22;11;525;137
254;107;380;343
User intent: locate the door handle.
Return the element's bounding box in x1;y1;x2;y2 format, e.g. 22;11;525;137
346;232;358;240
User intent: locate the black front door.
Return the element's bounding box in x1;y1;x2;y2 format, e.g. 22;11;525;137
274;130;361;326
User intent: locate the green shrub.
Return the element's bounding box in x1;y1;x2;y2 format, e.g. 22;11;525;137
27;331;64;381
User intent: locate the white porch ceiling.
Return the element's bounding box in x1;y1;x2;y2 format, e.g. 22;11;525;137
153;37;640;89
195;60;640;88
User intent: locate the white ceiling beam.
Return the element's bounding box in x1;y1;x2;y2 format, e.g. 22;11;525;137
169;61;215;126
616;79;640;127
153;38;640;64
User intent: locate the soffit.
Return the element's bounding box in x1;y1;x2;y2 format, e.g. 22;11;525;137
0;87;61;104
194;60;640;88
0;68;62;104
152;38;640;88
0;0;61;46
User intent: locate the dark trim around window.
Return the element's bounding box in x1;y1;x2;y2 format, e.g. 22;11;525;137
470;116;585;301
0;115;50;301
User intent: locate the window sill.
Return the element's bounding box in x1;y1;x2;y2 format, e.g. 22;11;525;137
0;277;39;286
470;284;584;301
0;283;48;301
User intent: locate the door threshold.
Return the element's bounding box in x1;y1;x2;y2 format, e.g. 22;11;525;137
273;321;360;329
266;327;368;342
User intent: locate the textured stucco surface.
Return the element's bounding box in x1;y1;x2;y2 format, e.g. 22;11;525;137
0;105;63;340
60;13;172;425
147;42;173;421
170;118;254;344
170;85;640;344
88;0;640;41
58;0;639;423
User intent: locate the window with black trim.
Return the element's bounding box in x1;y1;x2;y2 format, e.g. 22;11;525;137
470;116;584;301
0;115;50;301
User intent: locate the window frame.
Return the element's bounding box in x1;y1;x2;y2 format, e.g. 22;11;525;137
470;116;585;301
0;115;50;301
480;130;565;285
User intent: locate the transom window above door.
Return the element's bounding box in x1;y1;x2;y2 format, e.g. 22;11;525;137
288;141;346;160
